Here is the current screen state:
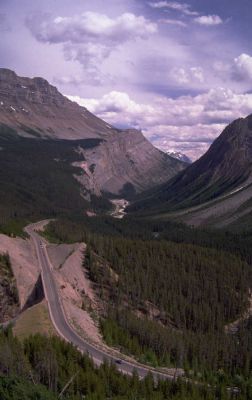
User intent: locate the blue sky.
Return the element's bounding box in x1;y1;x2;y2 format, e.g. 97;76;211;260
1;0;252;159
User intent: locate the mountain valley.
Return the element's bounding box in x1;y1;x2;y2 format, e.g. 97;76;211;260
3;1;252;398
0;69;185;222
1;69;252;399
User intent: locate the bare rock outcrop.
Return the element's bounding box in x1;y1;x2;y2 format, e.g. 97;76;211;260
75;129;185;196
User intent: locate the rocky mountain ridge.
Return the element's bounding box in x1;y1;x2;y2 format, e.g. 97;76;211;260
0;68;186;198
0;68;113;139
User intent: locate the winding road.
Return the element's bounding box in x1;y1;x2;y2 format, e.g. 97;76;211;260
25;222;180;381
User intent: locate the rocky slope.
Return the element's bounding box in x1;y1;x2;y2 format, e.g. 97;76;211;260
129;115;252;225
0;68;112;140
0;68;185;198
74;129;184;197
0;234;39;311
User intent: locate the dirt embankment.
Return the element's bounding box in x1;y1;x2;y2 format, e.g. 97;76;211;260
0;225;103;345
0;234;39;310
48;243;103;345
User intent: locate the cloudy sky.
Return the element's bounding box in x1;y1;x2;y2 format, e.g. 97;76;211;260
1;0;252;159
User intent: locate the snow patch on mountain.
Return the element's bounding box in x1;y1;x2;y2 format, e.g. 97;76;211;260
166;150;192;164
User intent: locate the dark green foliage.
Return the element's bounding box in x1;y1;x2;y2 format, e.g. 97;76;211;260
0;253;11;271
0;329;235;400
87;237;250;333
0;219;28;238
45;215;252;266
0;253;19;322
89;163;96;173
79;229;252;380
101;307;252;382
43;215;252;379
0;126;111;233
0;377;56;400
101;316;159;366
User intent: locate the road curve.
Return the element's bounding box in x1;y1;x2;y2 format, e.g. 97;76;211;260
25;222;178;381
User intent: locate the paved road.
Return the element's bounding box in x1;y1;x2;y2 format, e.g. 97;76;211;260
26;222;179;381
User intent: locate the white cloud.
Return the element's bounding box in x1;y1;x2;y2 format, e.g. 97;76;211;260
194;15;223;26
67;87;252;160
148;1;168;8
151;124;225;160
27;11;157;83
233;53;252;81
170;66;204;84
62;42;112;84
190;67;204;82
68;91;154;123
148;1;199;16
213;53;252;86
159;18;187;27
53;75;86;86
27;12;157;43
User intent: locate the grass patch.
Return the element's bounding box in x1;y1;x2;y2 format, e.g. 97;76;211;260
0;218;28;238
13;301;56;340
39;228;62;244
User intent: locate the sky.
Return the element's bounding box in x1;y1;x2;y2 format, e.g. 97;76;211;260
1;0;252;160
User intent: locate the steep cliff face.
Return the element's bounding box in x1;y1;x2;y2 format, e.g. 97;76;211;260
74;129;184;197
0;68;186;198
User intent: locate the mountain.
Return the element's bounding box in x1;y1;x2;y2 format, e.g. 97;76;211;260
166;150;191;163
0;69;186;224
0;68;113;140
130;115;252;228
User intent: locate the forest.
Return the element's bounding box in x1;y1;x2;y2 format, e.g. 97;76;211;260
43;216;252;385
44;214;252;263
84;236;252;380
0;327;243;400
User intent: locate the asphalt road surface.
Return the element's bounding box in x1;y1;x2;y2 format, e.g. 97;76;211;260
26;222;179;381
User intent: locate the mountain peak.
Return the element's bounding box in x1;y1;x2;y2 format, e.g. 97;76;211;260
0;68;17;79
166;150;191;164
0;68;115;139
0;68;186;197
